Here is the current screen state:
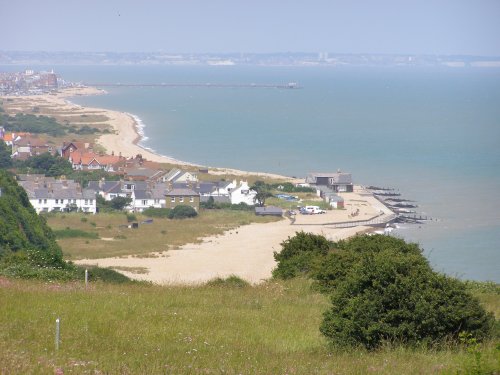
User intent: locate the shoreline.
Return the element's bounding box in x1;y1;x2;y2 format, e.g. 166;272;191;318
2;86;400;285
64;87;294;179
1;86;292;179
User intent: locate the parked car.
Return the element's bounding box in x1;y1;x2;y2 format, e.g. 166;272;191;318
300;206;326;214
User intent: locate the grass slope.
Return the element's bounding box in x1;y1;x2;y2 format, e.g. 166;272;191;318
0;278;498;374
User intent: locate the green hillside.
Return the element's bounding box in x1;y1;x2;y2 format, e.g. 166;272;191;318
0;169;128;282
0;170;66;267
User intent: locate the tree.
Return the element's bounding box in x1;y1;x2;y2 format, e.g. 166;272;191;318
251;180;272;207
14;153;72;177
96;195;132;212
0;140;12;169
109;196;132;211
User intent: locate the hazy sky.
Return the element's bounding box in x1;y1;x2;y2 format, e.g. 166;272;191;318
1;0;499;56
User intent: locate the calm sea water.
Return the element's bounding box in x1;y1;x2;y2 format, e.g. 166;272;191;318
4;65;499;282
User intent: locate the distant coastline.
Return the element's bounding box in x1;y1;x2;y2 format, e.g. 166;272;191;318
1;86;292;180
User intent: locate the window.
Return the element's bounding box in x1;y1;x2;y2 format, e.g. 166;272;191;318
189;196;194;202
154;199;159;204
84;199;88;205
55;199;59;204
61;199;64;204
171;197;175;203
89;199;93;204
39;199;42;204
142;200;147;205
44;199;47;204
179;197;184;203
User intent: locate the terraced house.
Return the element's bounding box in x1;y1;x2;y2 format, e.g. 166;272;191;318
17;175;96;213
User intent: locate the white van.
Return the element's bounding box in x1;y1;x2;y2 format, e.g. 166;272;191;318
305;205;326;214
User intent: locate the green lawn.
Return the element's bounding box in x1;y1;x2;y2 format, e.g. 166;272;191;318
46;211;280;260
0;277;498;374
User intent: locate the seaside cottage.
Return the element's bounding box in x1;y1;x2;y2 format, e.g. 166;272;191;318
129;187;166;212
230;181;257;206
68;152;124;172
165;188;200;211
306;171;354;193
61;141;93;158
162;168;198;184
18;177;96;214
11;135;55;159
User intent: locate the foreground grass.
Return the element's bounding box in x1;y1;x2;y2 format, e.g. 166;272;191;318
0;277;498;374
46;211;280;260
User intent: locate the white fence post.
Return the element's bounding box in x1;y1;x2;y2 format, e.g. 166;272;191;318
55;318;60;350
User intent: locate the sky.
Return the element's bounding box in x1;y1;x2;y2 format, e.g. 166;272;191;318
1;0;500;56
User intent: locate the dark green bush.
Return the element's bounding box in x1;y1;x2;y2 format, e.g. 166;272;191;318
272;233;496;349
126;213;137;222
168;205;198;219
320;248;495;349
272;231;331;279
97;195;131;212
312;235;423;294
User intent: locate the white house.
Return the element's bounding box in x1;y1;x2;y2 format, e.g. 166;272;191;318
230;181;257;205
129;188;166;212
87;180;168;212
18;178;97;214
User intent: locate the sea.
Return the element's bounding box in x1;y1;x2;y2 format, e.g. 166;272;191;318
3;65;499;282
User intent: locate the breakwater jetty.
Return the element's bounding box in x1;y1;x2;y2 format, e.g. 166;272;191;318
366;186;433;225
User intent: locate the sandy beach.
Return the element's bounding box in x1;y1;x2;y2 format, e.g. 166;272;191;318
75;189;391;285
76;221;372;285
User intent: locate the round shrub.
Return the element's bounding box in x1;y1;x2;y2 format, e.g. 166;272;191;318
319;243;495;349
168;205;198;219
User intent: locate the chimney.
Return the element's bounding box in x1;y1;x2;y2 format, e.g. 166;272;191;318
111;151;115;156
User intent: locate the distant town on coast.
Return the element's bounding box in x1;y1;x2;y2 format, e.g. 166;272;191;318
1;50;500;67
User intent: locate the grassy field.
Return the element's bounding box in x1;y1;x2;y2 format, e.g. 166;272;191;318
0;277;498;374
46;211;280;260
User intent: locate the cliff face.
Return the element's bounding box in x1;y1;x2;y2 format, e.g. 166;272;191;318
0;169;64;268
